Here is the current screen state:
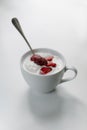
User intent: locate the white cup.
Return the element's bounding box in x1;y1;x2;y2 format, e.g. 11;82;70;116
20;48;77;93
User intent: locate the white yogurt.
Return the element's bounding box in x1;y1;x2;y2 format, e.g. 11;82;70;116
23;52;64;75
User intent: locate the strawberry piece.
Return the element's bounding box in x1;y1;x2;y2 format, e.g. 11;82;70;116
40;67;52;74
51;63;57;67
47;62;57;67
45;56;54;61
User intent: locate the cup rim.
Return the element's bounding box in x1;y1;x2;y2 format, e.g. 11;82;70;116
20;48;66;77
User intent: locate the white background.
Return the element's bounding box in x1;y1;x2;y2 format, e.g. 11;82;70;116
0;0;87;130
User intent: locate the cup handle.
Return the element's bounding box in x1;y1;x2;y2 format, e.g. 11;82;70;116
60;66;77;84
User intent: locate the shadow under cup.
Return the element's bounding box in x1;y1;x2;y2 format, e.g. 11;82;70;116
20;48;77;93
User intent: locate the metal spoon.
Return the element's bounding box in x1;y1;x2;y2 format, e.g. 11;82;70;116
11;17;34;55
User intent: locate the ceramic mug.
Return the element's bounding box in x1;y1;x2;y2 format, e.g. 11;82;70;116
20;48;77;93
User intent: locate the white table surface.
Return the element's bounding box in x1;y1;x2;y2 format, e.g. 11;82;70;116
0;0;87;130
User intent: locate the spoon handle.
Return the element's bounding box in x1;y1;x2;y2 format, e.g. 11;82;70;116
12;17;34;54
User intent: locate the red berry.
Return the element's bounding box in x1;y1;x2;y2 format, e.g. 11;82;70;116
47;62;57;67
45;56;54;61
40;67;52;74
52;63;56;67
34;57;47;66
30;54;47;66
30;54;41;61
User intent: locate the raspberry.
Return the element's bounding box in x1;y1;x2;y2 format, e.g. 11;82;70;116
40;67;52;74
34;57;47;66
30;54;41;61
31;54;47;66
